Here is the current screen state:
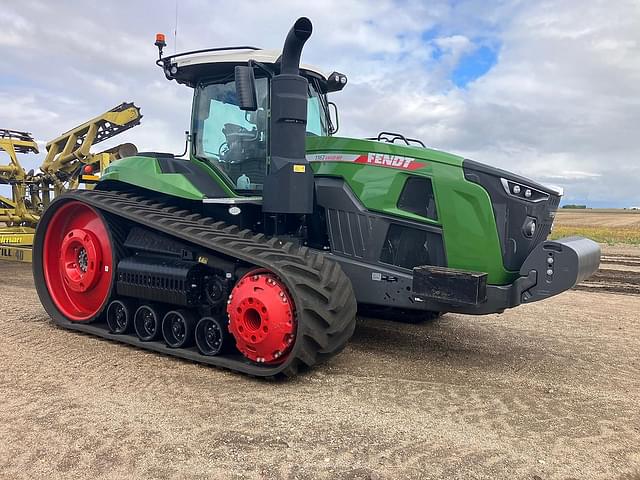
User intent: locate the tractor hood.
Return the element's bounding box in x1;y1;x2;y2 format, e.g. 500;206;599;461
306;135;564;276
305;135;562;196
305;135;465;170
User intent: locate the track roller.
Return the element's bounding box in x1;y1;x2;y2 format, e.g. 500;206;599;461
195;316;230;356
204;276;228;308
162;309;196;348
106;299;136;334
134;304;164;341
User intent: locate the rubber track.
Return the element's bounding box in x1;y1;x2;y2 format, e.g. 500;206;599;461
34;190;358;378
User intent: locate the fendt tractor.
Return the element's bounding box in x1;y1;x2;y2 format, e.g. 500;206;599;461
33;18;601;377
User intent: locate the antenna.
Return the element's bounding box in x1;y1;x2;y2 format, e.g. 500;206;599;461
174;0;179;53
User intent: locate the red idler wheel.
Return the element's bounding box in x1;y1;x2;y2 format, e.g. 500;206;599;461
42;201;114;322
227;270;296;364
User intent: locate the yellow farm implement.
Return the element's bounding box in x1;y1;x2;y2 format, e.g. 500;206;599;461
0;103;142;263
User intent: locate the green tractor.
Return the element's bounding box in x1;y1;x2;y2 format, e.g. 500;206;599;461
33;18;600;377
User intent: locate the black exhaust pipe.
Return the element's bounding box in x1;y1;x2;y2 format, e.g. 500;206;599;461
280;17;313;75
262;17;315;215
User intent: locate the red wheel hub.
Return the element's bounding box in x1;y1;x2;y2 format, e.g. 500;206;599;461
59;228;102;293
227;271;296;364
42;201;114;322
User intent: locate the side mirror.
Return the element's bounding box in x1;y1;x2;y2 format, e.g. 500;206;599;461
328;101;339;134
235;66;258;111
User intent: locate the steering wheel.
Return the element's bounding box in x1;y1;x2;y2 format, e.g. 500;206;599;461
218;141;229;158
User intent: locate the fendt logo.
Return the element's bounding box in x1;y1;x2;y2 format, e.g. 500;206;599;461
365;153;419;169
308;153;427;171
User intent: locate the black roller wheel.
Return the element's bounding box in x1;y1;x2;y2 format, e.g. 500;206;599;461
134;304;163;341
106;299;135;334
195;316;230;356
204;276;228;308
162;309;196;348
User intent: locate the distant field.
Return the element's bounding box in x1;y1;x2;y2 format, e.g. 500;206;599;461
551;209;640;245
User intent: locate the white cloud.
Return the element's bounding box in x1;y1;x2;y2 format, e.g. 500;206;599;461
0;0;638;206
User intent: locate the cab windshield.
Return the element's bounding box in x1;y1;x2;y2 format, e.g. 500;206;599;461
193;75;327;193
307;82;328;136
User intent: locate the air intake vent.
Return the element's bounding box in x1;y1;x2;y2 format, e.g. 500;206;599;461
397;177;438;220
380;224;444;270
326;209;371;258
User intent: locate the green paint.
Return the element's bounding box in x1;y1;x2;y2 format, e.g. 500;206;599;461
101;136;514;285
100;155;236;200
307;136;515;285
306;136;465;168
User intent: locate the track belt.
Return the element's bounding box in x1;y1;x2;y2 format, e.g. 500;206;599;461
33;189;357;378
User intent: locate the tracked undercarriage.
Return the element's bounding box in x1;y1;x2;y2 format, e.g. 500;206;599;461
33;190;357;377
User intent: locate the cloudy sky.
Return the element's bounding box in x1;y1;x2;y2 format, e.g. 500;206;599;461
1;0;639;207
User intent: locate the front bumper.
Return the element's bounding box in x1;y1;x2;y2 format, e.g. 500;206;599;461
412;236;601;314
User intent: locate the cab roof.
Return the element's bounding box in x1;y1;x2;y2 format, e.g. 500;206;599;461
162;47;330;89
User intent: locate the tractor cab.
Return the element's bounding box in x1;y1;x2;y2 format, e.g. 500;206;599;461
156;43;347;196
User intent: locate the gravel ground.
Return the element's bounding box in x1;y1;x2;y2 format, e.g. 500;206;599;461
1;260;639;480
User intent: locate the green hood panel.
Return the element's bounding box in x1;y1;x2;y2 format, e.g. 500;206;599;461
306;136;515;285
306;136;465;168
100;155;235;200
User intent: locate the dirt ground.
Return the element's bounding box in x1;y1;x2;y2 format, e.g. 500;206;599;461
1;249;640;480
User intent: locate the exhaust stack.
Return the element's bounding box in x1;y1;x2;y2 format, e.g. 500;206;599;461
262;17;315;215
280;17;312;75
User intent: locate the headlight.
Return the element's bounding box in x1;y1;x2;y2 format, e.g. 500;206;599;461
523;217;537;237
501;178;549;203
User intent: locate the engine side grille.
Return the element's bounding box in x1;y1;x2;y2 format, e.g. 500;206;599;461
325;209;371;258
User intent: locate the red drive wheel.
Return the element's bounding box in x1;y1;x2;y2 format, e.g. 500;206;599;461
42;201;114;322
227;270;296;364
